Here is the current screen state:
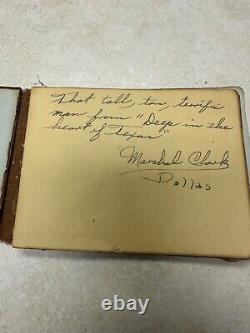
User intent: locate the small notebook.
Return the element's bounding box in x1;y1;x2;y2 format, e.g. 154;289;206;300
2;87;250;258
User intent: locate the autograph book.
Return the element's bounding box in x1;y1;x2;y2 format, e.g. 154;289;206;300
0;87;249;258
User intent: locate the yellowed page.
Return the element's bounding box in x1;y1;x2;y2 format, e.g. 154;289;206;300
13;87;250;258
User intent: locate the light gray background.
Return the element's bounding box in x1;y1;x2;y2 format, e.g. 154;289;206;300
0;1;250;332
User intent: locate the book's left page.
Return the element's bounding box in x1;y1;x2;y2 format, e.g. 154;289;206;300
0;88;21;208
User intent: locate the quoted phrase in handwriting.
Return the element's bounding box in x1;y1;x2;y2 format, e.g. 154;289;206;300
44;91;233;190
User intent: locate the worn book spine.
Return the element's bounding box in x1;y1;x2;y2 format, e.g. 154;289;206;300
0;87;22;209
0;89;30;244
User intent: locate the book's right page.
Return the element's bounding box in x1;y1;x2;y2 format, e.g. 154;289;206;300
12;87;250;258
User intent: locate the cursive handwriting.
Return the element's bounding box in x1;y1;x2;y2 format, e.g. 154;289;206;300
45;90;232;149
87;108;131;123
188;150;229;168
49;110;86;117
142;171;211;190
207;117;233;130
119;146;229;172
138;96;169;111
143;112;180;133
120;145;182;167
50;91;226;115
106;125;162;141
101;93;135;108
51;91;95;104
45;117;91;131
174;96;224;113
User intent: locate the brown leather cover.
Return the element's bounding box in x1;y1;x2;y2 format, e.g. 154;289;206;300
0;89;30;244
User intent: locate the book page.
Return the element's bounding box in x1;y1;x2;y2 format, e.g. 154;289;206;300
13;87;250;257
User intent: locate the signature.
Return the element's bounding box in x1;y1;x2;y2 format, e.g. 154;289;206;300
119;146;229;171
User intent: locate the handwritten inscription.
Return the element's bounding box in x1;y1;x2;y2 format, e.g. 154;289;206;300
50;91;225;114
119;146;229;171
174;96;224;113
142;171;211;191
45;90;233;191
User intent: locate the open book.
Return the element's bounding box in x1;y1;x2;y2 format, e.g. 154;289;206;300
1;87;250;258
